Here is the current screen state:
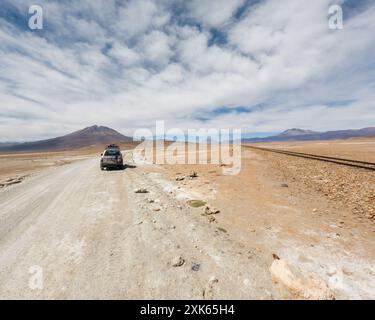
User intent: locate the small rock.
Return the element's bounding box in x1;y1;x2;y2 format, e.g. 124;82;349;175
312;208;318;213
189;171;198;178
272;253;280;260
176;176;185;181
170;225;176;229
147;198;155;203
134;188;149;194
135;221;143;225
207;216;216;223
204;206;220;215
342;268;353;276
281;183;289;188
270;259;335;300
171;256;185;267
153;207;161;212
191;263;200;272
209;276;218;284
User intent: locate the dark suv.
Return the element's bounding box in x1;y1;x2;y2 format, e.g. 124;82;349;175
100;148;123;170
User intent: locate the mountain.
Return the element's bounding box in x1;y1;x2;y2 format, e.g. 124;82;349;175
243;127;375;143
0;125;132;152
0;142;20;147
277;128;319;138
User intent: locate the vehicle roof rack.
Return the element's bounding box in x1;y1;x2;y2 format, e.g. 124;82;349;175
106;144;120;149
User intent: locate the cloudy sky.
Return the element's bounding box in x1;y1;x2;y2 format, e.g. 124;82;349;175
0;0;374;141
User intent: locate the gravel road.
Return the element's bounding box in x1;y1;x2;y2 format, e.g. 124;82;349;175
0;151;275;299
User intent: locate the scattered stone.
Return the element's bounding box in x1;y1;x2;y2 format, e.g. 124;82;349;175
270;259;335;300
191;263;200;272
203;277;219;299
176;176;185;181
135;221;143;225
2;177;24;187
134;188;149;194
217;227;227;233
207;216;216;223
170;225;176;229
281;183;289;188
171;255;185;267
312;208;318;213
189;171;198;178
152;207;161;212
147;198;155;203
152;220;157;223
204;206;220;215
342;267;353;276
272;253;281;260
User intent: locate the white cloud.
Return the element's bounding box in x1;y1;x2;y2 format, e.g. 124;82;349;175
139;30;173;66
107;43;140;67
187;0;245;27
0;0;374;141
116;0;170;38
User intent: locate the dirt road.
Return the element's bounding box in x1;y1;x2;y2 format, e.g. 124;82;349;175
0;150;374;299
0;151;276;299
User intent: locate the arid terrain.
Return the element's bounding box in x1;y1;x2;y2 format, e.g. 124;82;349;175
0;138;374;299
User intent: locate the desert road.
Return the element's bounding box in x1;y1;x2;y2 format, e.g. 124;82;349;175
0;150;374;300
0;151;276;299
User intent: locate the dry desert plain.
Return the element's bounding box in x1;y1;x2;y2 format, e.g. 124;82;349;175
0;138;374;299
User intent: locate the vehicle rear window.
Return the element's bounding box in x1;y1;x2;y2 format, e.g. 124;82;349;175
104;149;121;156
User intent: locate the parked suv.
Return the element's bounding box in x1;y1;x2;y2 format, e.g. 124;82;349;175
100;147;123;170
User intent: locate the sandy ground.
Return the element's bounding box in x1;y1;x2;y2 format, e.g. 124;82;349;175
0;141;374;299
0;143;136;186
253;138;375;162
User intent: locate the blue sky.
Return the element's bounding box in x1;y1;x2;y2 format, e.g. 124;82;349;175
0;0;374;141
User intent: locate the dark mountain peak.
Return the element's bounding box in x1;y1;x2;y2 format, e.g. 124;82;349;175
0;125;132;152
76;125;113;134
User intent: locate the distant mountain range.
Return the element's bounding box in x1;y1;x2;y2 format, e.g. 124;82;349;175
1;125;374;152
0;125;132;152
243;127;375;143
